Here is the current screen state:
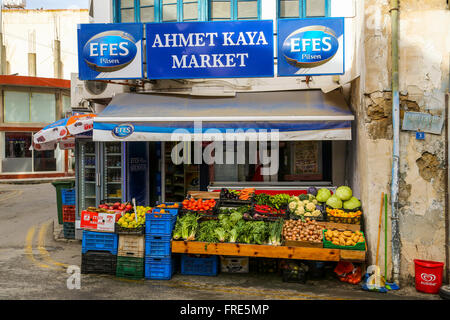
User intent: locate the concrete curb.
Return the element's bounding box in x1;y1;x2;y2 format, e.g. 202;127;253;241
0;177;75;185
52;218;81;243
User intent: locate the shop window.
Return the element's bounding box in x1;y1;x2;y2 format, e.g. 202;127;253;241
3;132;32;173
30;92;56;123
4;91;30;123
34;149;57;172
279;0;330;18
2;132;59;173
211;141;331;183
209;0;260;21
3;91;56;124
5;132;32;159
62;95;71;118
114;0;202;22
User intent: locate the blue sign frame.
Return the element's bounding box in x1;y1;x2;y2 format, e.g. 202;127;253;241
145;20;274;79
77;23;144;80
277;17;345;77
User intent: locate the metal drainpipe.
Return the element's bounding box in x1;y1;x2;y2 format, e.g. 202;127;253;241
390;0;401;285
0;4;3;76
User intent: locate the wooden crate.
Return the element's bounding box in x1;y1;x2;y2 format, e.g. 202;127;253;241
118;234;145;258
317;221;361;232
283;240;323;248
187;191;220;199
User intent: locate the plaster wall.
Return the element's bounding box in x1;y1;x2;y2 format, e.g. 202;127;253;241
360;0;450;281
1;9;89;79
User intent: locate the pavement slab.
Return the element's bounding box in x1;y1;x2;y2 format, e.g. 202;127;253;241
0;182;442;300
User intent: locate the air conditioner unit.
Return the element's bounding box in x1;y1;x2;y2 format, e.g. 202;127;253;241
70;73;129;108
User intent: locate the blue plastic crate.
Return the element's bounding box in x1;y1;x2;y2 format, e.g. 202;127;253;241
82;231;118;255
145;234;172;258
145;257;175;280
145;212;177;236
61;188;76;206
151;208;179;216
180;254;218;276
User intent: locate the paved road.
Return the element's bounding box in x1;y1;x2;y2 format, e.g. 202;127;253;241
0;183;440;300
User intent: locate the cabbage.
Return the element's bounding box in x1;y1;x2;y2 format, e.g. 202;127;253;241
307;187;317;196
316;188;331;202
326;195;343;209
336;186;353;201
343;197;361;210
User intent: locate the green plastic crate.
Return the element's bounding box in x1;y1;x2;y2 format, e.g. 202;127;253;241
116;256;144;280
322;230;366;251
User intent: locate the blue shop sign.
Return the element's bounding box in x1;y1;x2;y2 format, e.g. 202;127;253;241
145;20;274;79
77;23;144;80
278;18;345;77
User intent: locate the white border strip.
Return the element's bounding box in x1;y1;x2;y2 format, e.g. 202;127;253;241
95;115;355;122
93;128;352;141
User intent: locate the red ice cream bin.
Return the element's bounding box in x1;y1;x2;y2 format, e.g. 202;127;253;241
414;259;444;294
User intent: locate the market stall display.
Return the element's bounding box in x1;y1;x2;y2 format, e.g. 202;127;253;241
77;185;367;284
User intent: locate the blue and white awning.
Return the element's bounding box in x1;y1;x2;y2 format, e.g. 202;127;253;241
93;90;354;141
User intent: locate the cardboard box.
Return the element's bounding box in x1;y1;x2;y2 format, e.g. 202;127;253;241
80;211;120;232
220;256;249;273
97;212;118;232
80;211;98;230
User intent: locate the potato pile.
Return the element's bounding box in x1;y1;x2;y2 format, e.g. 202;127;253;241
282;218;323;243
324;229;365;247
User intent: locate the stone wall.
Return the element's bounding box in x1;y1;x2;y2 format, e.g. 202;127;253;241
357;0;449;282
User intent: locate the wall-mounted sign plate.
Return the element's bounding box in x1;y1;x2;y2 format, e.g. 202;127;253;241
77;23;144;80
277;18;345;77
416;131;425;140
402;112;444;135
146;20;274;79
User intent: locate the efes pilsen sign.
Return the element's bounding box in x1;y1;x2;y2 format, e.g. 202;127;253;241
277;18;345;77
77;23;143;80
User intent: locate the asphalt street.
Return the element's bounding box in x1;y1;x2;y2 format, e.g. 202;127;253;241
0;183;441;300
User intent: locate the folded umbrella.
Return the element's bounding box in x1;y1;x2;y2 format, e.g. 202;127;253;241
33;113;96;145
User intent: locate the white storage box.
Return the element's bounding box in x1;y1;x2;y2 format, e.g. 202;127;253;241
220;256;249;273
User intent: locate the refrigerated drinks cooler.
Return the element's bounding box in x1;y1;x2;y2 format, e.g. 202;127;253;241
75;139;124;218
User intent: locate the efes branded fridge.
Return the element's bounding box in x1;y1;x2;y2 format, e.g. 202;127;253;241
101;141;125;204
75;139;125;218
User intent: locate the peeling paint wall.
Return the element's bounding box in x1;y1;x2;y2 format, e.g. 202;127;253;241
358;0;450;282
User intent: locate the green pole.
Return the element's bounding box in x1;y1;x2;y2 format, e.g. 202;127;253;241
385;193;388;279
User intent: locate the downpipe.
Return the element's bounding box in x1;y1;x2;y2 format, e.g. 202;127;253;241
390;0;401;284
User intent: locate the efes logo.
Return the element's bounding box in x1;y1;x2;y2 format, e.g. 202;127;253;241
112;124;134;139
282;25;339;68
83;30;138;72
